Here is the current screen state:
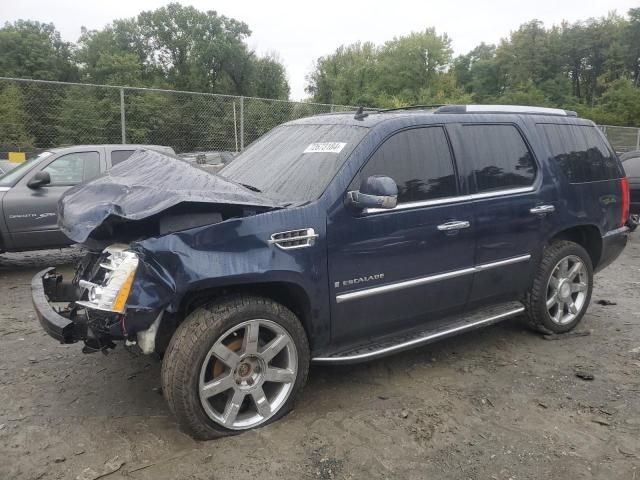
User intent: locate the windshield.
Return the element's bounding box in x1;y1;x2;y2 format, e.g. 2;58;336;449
220;124;368;204
0;152;53;187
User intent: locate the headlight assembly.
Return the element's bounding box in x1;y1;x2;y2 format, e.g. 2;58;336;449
77;245;139;313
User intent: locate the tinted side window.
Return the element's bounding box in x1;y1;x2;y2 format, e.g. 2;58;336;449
111;150;135;165
624;156;640;178
355;127;457;203
538;124;622;182
462;124;536;192
43;151;100;185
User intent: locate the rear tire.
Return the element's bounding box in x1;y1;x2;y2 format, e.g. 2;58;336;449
524;241;593;334
161;295;309;440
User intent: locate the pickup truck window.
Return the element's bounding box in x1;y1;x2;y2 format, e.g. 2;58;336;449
43;151;100;185
462;124;536;193
220;124;368;204
353;126;457;203
0;152;52;187
111;150;136;165
537;124;622;183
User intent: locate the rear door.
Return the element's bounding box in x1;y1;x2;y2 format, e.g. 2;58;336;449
3;149;105;249
451;123;550;305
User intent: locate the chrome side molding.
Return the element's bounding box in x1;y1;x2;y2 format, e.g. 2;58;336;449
335;254;531;303
365;186;536;214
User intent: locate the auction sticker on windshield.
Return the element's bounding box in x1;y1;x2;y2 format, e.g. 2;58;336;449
303;142;347;154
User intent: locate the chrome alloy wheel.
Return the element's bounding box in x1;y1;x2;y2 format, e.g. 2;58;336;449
198;319;298;430
546;255;588;325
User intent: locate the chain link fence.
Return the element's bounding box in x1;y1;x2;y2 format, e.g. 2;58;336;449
0;77;639;162
598;125;640;154
0;77;353;159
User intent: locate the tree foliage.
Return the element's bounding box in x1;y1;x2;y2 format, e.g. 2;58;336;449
306;10;640;126
0;20;76;81
0;85;33;147
0;4;290;98
0;4;292;151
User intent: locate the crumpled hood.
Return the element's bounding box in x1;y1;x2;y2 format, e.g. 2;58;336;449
58;149;280;243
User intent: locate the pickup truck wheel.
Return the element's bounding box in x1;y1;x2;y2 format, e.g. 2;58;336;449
525;241;593;334
161;295;309;440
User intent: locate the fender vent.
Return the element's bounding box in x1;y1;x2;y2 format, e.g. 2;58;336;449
270;228;318;250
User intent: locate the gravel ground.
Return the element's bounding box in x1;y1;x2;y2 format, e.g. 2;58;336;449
1;238;639;480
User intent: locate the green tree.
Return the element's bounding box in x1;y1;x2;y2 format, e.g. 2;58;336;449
453;43;503;101
624;8;640;86
306;42;379;105
0;85;34;147
56;86;119;145
76;20;150;86
376;29;453;103
251;54;290;100
136;3;252;93
0;20;76;81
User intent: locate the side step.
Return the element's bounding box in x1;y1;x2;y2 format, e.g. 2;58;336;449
312;302;525;364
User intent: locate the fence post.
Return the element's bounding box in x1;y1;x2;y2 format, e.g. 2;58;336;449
120;88;126;144
239;96;245;151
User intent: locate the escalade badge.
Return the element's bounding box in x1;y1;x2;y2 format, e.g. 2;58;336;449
335;273;384;288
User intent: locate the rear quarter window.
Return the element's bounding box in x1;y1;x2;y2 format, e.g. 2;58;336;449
537;124;622;183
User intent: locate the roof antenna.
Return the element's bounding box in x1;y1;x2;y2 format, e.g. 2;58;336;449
354;106;369;120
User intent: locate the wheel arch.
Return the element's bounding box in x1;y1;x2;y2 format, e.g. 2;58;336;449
548;224;602;269
178;281;314;347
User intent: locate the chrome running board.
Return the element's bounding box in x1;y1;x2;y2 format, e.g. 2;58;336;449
312;302;525;364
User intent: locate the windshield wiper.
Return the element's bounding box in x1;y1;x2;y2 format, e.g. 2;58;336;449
239;183;262;193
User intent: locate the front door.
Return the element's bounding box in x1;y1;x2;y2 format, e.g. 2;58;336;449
327;126;476;346
3;150;103;249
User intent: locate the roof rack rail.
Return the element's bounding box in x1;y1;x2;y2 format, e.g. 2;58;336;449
434;105;578;117
379;104;446;113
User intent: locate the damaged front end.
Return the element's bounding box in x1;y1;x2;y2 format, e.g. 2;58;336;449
32;149;283;354
32;245;158;354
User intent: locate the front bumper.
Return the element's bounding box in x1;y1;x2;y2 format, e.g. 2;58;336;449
32;268;84;344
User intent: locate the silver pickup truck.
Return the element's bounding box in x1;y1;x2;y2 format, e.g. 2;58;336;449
0;144;174;253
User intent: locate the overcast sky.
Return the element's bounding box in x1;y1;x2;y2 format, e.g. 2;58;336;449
3;0;637;100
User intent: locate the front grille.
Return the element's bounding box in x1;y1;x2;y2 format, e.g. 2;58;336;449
269;228;318;250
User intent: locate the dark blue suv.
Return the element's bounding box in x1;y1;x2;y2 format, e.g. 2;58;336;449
32;105;630;439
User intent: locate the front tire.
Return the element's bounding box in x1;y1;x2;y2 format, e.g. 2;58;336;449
161;295;310;440
524;240;594;334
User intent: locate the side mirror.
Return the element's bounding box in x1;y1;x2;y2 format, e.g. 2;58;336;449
27;171;51;189
347;175;398;210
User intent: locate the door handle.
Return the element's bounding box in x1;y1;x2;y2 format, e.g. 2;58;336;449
437;220;471;231
530;205;555;215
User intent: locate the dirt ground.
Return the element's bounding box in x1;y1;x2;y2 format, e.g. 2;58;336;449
1;238;639;480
